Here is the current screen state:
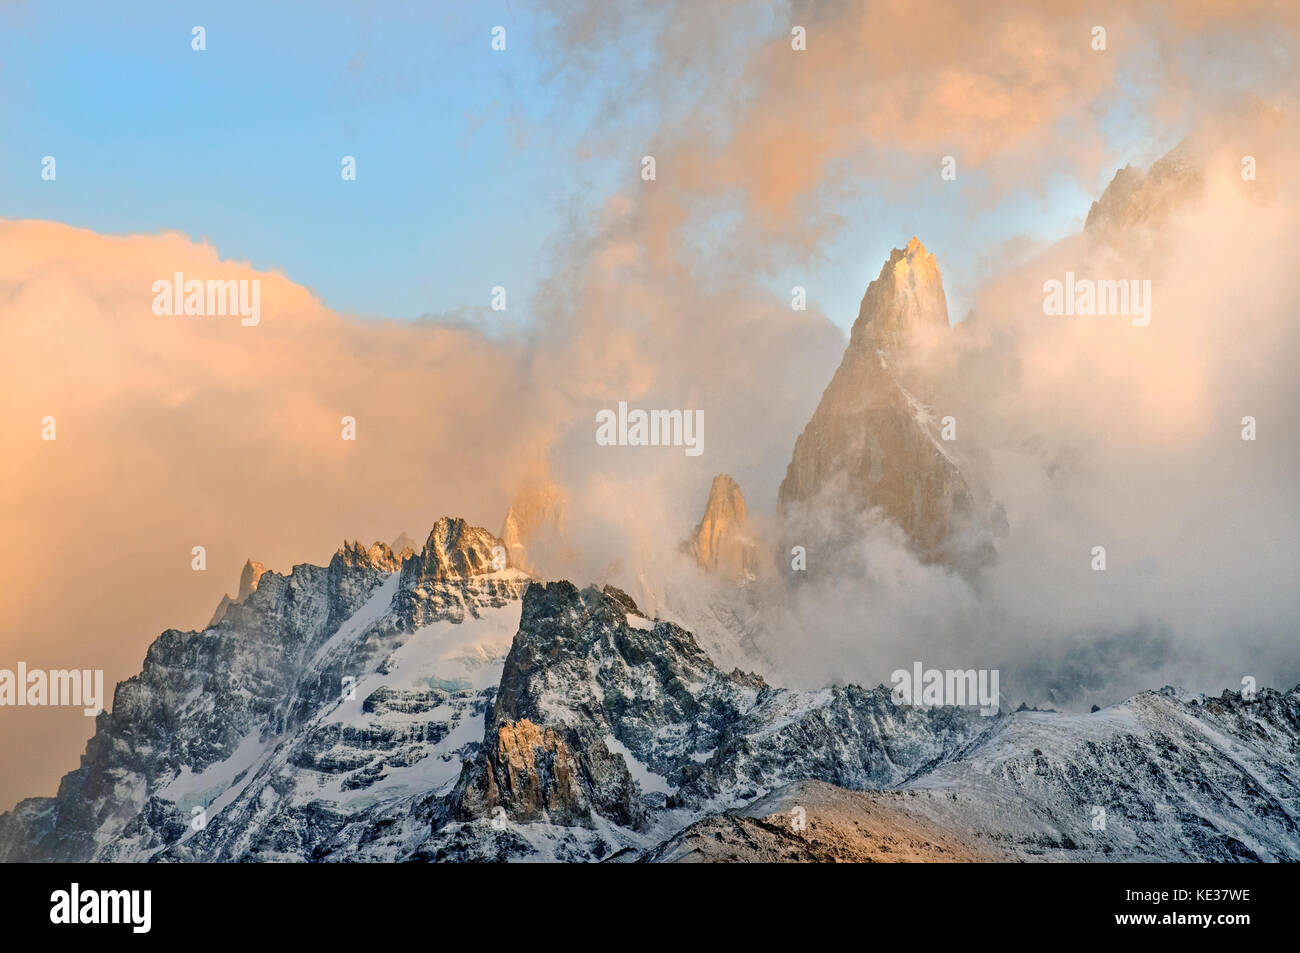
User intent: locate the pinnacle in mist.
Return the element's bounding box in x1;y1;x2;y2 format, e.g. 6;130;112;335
390;532;420;559
687;473;757;581
778;238;977;562
500;479;567;574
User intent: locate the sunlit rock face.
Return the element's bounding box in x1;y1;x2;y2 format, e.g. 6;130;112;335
778;238;986;565
687;474;757;582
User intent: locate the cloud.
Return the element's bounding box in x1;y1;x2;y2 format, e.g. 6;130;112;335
746;108;1300;707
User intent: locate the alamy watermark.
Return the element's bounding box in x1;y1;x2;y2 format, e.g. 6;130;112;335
891;662;1000;715
595;401;703;457
0;663;103;716
152;272;260;326
1043;272;1151;326
50;883;150;934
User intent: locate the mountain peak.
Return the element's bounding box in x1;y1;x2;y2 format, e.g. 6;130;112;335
414;516;507;580
389;532;419;558
1084;145;1202;235
848;237;949;355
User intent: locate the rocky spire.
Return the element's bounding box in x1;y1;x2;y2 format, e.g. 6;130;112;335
236;559;267;601
778;238;982;563
687;474;757;581
332;541;404;573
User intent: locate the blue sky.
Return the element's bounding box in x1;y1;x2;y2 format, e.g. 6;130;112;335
0;2;617;323
1;1;1132;332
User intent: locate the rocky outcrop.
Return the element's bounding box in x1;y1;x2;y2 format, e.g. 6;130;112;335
687;474;757;581
333;541;403;573
454;719;592;826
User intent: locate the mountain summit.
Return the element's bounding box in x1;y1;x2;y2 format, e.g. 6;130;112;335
847;236;950;358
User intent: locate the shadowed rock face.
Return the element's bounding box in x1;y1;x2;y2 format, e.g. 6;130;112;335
778;238;980;563
687;474;757;581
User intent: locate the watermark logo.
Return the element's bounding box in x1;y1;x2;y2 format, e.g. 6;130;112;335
0;664;104;716
891;662;999;715
50;884;150;934
595;401;703;457
152;273;260;326
1042;272;1151;326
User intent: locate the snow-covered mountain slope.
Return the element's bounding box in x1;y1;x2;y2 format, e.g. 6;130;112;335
3;541;1296;863
639;687;1300;862
635;779;1004;862
0;518;527;862
892;686;1300;861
